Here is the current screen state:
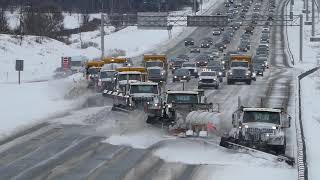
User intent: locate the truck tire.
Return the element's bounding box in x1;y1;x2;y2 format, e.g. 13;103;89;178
227;79;232;85
215;85;219;89
246;80;251;85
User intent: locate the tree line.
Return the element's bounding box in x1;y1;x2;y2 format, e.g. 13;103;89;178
0;0;197;40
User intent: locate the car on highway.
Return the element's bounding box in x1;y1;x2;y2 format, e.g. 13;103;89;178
215;42;226;52
170;59;188;73
204;37;214;45
253;63;264;76
245;26;254;35
240;40;251;50
184;38;194;46
212;28;222;35
237;43;248;52
190;45;201;53
172;69;191;82
254;56;268;69
198;70;220;89
195;55;209;67
208;65;225;80
181;62;199;77
200;40;210;48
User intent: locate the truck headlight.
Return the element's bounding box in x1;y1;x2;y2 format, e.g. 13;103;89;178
244;125;249;128
183;76;186;78
272;126;277;129
218;72;222;76
174;76;177;78
154;103;158;106
167;104;172;108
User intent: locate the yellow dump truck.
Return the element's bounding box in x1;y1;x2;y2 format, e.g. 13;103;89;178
102;57;128;64
143;54;168;82
229;54;252;68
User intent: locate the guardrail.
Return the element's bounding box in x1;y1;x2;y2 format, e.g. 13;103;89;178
297;66;320;180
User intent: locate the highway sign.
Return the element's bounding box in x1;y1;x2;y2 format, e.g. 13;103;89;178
137;12;168;29
187;15;228;27
15;60;24;71
61;57;70;70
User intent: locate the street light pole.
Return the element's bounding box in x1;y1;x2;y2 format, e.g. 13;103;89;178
101;2;105;60
312;0;315;36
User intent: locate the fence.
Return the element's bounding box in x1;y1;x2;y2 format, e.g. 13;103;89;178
297;66;320;180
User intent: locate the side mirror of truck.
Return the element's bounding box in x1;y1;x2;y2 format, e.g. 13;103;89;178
282;114;291;128
232;113;238;127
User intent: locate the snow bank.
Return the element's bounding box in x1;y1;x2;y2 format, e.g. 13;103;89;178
0;34;99;82
0;74;86;139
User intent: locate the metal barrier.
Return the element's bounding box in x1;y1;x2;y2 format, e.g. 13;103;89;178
297;66;320;180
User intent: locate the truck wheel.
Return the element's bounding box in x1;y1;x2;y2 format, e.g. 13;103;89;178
215;85;219;89
220;137;231;148
146;116;155;124
198;86;201;89
173;79;175;82
246;80;251;85
227;80;232;85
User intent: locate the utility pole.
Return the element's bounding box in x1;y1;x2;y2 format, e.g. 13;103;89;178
306;0;309;21
312;0;315;36
193;0;197;15
101;2;105;60
300;14;303;62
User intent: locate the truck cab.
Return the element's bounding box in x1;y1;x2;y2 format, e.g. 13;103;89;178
128;82;162;120
228;107;291;155
147;67;166;83
181;62;199;77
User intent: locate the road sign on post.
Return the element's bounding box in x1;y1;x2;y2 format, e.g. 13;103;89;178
15;60;24;84
137;12;168;29
187;15;228;27
61;57;71;70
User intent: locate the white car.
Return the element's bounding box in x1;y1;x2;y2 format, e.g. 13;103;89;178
198;70;220;89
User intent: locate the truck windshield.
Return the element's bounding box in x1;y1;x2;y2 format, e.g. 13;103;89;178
130;85;158;94
243;111;280;124
100;71;115;79
148;69;161;76
118;74;141;81
183;63;196;67
88;68;99;75
200;71;216;76
167;94;198;104
231;61;248;67
146;61;163;68
71;61;82;66
174;69;189;76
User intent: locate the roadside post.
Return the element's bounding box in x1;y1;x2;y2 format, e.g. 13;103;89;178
15;60;24;84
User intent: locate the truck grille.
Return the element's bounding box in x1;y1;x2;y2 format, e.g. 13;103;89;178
232;69;246;77
201;79;214;83
245;128;274;141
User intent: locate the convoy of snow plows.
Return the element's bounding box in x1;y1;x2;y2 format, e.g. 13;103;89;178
57;0;294;165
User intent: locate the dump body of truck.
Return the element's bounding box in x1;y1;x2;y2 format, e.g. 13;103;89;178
103;57;128;64
230;54;252;64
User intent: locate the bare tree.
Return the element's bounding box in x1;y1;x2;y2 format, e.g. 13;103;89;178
0;8;9;33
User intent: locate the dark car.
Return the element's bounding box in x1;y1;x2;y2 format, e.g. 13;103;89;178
253;63;264;76
200;40;210;48
215;42;226;52
184;38;194;46
195;55;209;67
245;26;254;34
170;59;188;73
172;69;191;82
190;46;201;53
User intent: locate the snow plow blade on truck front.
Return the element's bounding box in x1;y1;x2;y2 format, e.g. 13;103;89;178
219;106;295;166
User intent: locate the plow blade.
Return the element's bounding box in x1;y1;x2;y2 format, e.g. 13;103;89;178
220;137;295;166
